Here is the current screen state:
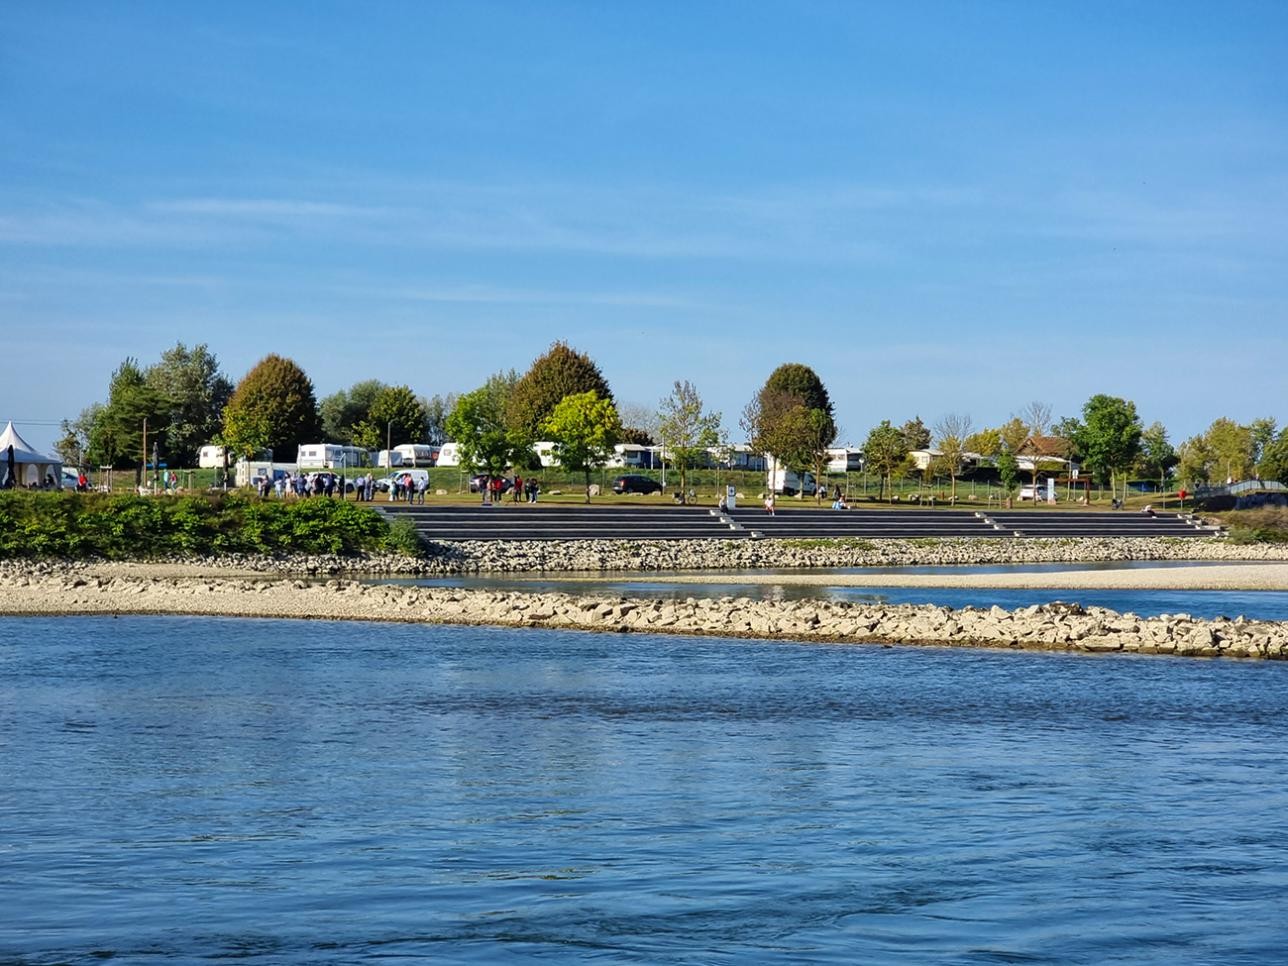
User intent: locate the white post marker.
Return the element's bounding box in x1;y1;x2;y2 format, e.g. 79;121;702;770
726;484;737;510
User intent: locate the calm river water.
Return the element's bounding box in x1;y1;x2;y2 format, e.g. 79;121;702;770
3;616;1287;963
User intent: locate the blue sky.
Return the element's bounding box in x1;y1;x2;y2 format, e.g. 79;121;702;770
3;1;1286;453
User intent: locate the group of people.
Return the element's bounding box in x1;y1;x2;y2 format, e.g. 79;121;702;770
381;473;428;504
258;470;348;500
480;475;540;505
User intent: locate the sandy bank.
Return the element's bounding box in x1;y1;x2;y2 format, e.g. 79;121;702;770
633;562;1288;592
2;567;1285;660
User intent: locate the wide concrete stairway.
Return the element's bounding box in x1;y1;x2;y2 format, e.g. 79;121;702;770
378;503;1221;542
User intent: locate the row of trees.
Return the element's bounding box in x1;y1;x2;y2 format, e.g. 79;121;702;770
58;341;1288;495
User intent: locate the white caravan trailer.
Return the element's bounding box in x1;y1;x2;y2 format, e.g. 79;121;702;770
198;445;227;469
393;443;437;467
435;442;461;467
296;443;368;469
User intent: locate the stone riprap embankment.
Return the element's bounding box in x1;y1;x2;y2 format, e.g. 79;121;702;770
13;536;1284;580
2;568;1284;660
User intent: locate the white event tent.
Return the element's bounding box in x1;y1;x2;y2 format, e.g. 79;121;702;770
0;421;62;489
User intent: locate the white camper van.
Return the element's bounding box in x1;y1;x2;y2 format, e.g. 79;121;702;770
435;442;461;467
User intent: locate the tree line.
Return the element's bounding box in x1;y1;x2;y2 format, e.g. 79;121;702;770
57;342;1288;496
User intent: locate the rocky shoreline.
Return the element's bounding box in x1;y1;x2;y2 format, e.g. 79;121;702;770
5;535;1284;579
2;564;1285;660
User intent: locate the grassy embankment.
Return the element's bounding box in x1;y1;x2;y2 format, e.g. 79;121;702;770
1221;507;1288;545
103;466;1184;511
0;491;421;560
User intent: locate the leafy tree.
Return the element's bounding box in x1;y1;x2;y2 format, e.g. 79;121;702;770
996;450;1020;498
1177;434;1214;487
221;354;321;460
933;412;974;502
900;415;931;453
354;385;427;451
542;391;622;503
144;342;233;466
1136;422;1177;490
219;404;271;462
1074;394;1143;498
1205;417;1253;483
55;405;101;469
445;374;517;476
91;359;172;478
419;392;458;447
998;417;1028;455
763;363;836;442
1250;417;1278;467
656;380;721;504
1052;416;1084;462
1257;429;1288;484
862;420;907;501
320;380;386;442
964;427;1002;458
505;342;612;443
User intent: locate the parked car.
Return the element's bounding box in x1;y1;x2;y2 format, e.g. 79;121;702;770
612;474;663;495
468;474;513;494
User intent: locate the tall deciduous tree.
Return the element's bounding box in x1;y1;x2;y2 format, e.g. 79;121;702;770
354;385;427;451
320;380;387;442
1177;434;1215;486
1074;395;1142;499
420;392;458;447
91;358;172;477
542;391;622;503
998;417;1029;455
964;427;1002;458
1205;418;1253;483
763;363;836;442
445;373;517;476
1136;422;1177;490
862;420;907;501
1257;428;1288;484
933;412;974;502
505;342;612;443
221;354;321;459
1019;400;1053;438
143;342;233;466
656;380;721;504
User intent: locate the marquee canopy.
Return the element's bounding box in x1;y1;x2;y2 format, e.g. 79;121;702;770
0;421;63;488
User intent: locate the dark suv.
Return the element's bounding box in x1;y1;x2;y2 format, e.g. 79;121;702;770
612;474;662;495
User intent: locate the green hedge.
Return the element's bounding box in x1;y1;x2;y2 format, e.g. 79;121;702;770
0;491;421;559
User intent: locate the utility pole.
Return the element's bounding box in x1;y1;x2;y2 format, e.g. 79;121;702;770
141;417;148;490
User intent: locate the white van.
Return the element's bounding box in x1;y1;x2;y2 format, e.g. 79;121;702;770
393;443;436;467
767;467;817;496
376;469;430;493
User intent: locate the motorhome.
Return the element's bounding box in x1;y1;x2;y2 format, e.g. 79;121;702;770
296;443;368;469
393;443;437;467
826;447;864;473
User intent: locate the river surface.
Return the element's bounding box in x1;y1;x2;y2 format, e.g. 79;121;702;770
3;616;1288;964
379;561;1288;621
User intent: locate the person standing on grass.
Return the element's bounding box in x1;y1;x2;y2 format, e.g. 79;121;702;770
513;474;523;503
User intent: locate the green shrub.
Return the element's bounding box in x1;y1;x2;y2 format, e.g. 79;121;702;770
0;491;421;559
